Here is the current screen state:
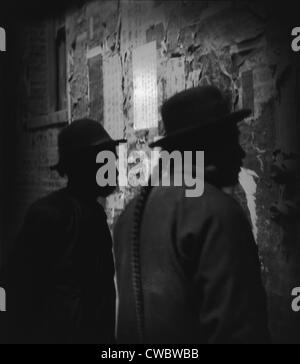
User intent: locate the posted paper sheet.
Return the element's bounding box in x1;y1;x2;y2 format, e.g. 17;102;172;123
103;54;124;139
132;41;158;130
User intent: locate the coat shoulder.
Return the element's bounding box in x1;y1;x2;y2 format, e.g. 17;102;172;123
26;189;68;224
182;183;246;221
176;182;251;246
204;183;245;217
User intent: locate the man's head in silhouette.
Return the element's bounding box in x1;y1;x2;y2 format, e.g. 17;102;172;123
150;86;251;188
52;119;126;198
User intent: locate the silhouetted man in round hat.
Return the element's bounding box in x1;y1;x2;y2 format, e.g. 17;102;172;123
6;119;125;343
114;86;270;344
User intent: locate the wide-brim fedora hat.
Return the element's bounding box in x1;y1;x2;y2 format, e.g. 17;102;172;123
51;118;126;172
149;85;251;148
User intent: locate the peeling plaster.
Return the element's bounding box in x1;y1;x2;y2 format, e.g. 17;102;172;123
239;167;259;242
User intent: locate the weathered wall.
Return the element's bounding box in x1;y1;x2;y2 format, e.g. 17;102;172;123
12;0;300;343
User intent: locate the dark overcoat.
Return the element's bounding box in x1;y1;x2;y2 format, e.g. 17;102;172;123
5;188;116;344
114;181;270;344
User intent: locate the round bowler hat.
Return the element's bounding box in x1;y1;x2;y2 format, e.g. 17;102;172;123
150;85;251;148
51;118;126;172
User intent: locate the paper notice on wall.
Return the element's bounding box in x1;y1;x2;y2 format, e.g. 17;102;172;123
166;57;186;99
88;54;103;124
103;54;124;139
132;41;158;130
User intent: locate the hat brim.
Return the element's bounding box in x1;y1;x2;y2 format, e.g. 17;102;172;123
149;109;252;148
50;138;127;171
90;138;127;148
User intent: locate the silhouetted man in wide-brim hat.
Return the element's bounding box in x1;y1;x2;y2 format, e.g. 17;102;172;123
114;86;270;344
6;119;125;344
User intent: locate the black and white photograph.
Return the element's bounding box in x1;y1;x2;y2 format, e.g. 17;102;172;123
1;0;300;348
